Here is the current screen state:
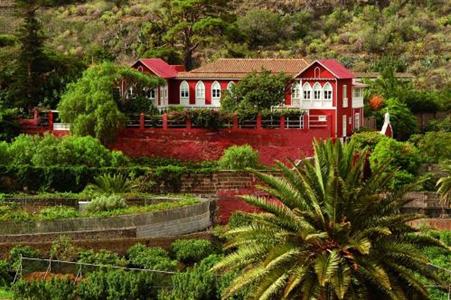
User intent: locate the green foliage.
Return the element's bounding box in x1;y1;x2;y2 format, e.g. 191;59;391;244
78;249;126;267
85;173;133;194
38;206;79;220
436;162;451;206
161;254;222;300
213;140;448;299
85;194;127;214
218;145;259;170
350;131;388;151
77;270;159;300
171;239;215;264
153;165;187;192
427;115;451;132
49;235;79;261
227;212;253;229
409;131;451;163
188;109;232;130
8;246;39;272
0;101;19;142
221;71;291;114
12;278;77;300
376;98;418;140
57;62;161;143
127;244;177;271
2;134;129;168
0;260;11;288
370;138;421;189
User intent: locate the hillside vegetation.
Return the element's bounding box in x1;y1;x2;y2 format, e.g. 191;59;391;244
0;0;449;90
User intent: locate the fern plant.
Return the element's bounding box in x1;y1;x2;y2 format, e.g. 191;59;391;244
213;140;449;300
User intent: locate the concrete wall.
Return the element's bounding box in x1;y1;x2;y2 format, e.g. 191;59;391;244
113;127;330;165
0;199;214;238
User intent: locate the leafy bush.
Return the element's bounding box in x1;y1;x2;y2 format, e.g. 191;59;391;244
127;244;177;271
153;165;187;192
1;134;129;168
427;115;451;132
351;131;388;151
171;239;215;264
78;249;126;267
12;278;77;300
8;246;39;272
188;109;232;130
0;260;12;287
85;194;127;213
50;236;80;261
370;138;421;189
38;206;79;220
409;131;451;163
218;145;259;170
376;98;417;141
77;270;159;299
160;254;222;300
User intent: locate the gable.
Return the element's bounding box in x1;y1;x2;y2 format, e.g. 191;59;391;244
297;62;336;79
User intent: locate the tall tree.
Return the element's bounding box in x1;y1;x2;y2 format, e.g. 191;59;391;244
159;0;231;70
14;0;48;111
213;140;448;299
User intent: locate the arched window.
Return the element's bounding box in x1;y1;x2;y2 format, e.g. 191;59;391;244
313;82;322;100
302;83;312;100
211;81;221;106
195;81;205;104
227;81;235;91
323;82;332;100
291;82;300;99
137;66;144;72
314;67;321;78
180;81;189;104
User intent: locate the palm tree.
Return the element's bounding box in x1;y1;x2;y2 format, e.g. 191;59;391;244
436;161;451;206
213;140;448;300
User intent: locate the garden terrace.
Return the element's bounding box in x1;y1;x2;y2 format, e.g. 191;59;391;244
0;196;213;241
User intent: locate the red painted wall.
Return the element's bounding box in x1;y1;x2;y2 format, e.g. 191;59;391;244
112;127;330;165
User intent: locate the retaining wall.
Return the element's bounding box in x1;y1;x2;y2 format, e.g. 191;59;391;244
112;127;329;165
0;199;214;239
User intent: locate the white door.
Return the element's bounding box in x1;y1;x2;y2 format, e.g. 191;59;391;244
342;115;347;137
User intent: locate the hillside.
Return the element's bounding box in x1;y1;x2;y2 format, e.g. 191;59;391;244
0;0;450;89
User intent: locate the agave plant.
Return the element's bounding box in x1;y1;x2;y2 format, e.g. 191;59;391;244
86;173;133;194
436;161;451;206
213;140;448;300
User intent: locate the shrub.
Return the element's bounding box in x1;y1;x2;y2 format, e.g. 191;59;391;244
0;260;12;287
171;239;215;264
38;206;79;220
8;246;39;272
160;254;222;300
218;145;259;170
409;131;451;163
127;244;177;271
50;236;80;261
351;131;389;151
85;194;127;213
78;249;126;267
0;142;10;166
370;138;421;189
12;278;77;300
77;270;159;299
153;165;187;192
376;98;417;140
189;109;232;129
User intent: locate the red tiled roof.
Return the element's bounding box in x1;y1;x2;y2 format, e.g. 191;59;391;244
133;58;180;79
176;58;310;79
318;59;354;79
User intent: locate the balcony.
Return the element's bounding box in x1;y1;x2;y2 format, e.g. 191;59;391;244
299;99;334;109
352;96;364;108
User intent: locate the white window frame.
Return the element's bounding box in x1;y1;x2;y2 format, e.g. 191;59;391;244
323;82;332;101
342;115;347;137
195;81;205;105
302;82;312;100
211;81;221;106
180;81;189;105
353;87;362;98
291;82;301;100
343;84;348;108
354;113;360;130
313;82;322;100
